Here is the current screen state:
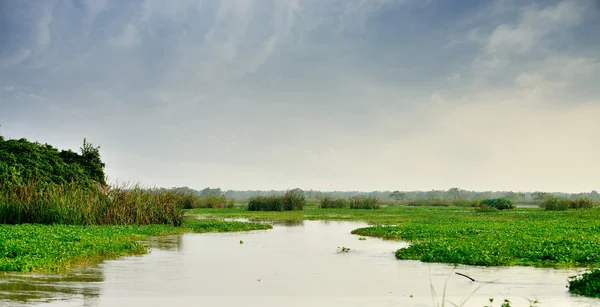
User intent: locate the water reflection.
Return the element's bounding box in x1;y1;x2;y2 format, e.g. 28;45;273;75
0;265;102;305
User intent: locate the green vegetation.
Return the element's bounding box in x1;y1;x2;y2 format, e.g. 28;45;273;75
541;196;570;211
569;269;600;298
319;196;348;209
348;195;381;209
180;193;235;209
0;136;272;273
247;189;305;211
407;199;481;207
0;218;271;273
0;137;105;187
479;198;514;210
541;196;597;211
0;182;184;226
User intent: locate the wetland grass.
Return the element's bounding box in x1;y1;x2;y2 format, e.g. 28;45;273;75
0;182;184;226
247;190;305;211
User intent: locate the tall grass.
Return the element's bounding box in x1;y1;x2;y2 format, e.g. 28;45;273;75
247;190;305;211
319;196;348;209
348;196;381;209
180;194;234;209
0;182;184;226
540;196;596;211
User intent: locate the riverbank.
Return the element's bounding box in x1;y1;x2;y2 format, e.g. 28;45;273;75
0;218;271;273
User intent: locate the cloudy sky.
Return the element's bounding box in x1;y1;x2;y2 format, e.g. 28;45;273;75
1;0;599;192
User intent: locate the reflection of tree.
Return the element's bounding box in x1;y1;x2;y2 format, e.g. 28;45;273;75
0;265;104;305
144;235;184;252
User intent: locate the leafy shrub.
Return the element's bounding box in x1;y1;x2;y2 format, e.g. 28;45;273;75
319;196;348;209
247;190;305;211
479;198;514;210
569;269;600;298
349;196;381;209
541;196;569;211
569;198;595;209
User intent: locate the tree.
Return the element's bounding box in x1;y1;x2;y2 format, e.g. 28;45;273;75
389;190;406;201
447;187;463;200
531;192;551;201
200;187;223;197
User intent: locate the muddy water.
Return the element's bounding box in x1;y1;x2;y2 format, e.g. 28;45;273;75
1;221;598;307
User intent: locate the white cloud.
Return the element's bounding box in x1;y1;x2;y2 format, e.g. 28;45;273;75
37;5;54;51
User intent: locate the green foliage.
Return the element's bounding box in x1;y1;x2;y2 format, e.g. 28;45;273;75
247;190;305;211
0;182;185;226
541;196;570;211
348;196;381;209
569;269;600;298
319;196;348;209
541;197;597;211
0;219;271;273
0;137;106;187
479;198;514;210
389;190;406;201
569;198;595;209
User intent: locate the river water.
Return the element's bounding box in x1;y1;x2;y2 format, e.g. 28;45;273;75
1;220;598;307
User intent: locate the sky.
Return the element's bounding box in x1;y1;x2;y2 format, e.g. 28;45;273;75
1;0;599;193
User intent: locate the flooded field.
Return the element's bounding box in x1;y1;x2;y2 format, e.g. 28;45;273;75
1;221;598;307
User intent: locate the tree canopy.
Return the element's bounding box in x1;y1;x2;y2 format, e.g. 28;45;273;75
0;136;106;186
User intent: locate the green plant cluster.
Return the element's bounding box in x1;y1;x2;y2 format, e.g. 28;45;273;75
0;182;185;226
479;198;514;210
0;137;105;187
569;269;600;298
349;208;600;267
0;219;271;273
247;190;305;211
319;196;348;209
180;194;235;209
542;196;596;211
348;196;381;209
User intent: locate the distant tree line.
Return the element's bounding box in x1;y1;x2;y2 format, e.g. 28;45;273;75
164;186;600;202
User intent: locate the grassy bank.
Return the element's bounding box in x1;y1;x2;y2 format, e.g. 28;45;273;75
0;218;271;273
189;205;600;268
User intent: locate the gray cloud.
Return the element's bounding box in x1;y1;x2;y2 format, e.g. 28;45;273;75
0;0;599;192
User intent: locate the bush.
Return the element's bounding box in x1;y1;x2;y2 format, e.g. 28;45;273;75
198;195;234;209
479;198;514;210
569;198;595;209
349;196;381;209
247;190;305;211
541;196;569;211
319;196;348;209
569;269;600;298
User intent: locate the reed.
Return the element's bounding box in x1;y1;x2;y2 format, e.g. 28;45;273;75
0;181;184;226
